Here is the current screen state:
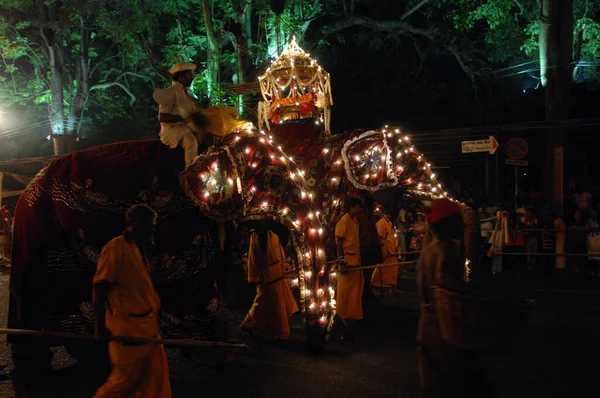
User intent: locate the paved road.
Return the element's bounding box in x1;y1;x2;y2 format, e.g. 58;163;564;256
0;269;599;397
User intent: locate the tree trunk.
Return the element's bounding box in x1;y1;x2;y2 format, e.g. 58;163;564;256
201;0;220;100
37;0;65;139
230;0;254;115
66;17;91;137
540;0;573;204
48;46;65;138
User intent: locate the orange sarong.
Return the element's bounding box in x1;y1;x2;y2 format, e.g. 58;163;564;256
94;343;170;398
241;231;299;339
371;216;400;288
335;213;364;320
93;235;171;398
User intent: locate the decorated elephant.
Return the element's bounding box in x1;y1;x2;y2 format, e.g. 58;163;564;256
258;39;480;272
8;125;335;369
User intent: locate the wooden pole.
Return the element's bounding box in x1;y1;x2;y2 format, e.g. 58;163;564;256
485;156;489;198
342;260;417;272
0;328;247;349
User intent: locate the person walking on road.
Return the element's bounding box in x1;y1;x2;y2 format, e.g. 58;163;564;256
93;204;171;398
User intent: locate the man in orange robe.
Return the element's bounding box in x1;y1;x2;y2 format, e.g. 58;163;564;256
335;197;364;321
241;229;299;340
93;204;171;398
371;207;402;293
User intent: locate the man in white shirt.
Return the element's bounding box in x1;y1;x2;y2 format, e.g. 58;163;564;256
153;62;207;168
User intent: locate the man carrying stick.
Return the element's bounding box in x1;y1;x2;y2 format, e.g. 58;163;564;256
92;204;171;398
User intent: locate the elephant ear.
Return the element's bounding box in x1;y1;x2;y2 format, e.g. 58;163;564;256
179;147;247;221
461;204;481;262
341;130;397;191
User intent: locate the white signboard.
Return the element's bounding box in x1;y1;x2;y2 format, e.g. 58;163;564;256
505;159;528;167
461;136;499;154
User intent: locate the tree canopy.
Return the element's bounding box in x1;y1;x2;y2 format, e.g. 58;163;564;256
0;0;599;158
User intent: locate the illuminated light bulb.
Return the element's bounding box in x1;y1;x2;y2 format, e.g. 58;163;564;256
282;208;289;215
305;270;312;278
438;183;442;188
335;159;342;165
309;193;314;199
262;201;269;208
397;166;403;172
387;133;392;137
427;163;431;167
381;155;386;160
200;173;206;179
331;299;336;306
310;228;316;234
227;178;233;184
407;178;412;183
251;186;257;192
330;272;337;278
280;156;286;162
315;121;319;125
318;228;323;235
203;192;209;198
363;174;369;180
269;135;273;140
278;145;282;150
245;147;250;154
305;289;312;296
444;192;448;196
212;161;218;170
308;212;314;219
410;147;415;152
292;278;299;285
333;199;338;205
234;136;240;141
251;163;258;168
355;155;360;161
404;136;409;141
290;172;295;179
309;302;316;310
316;211;320;216
431;173;436;178
423;166;427;170
260;130;266;134
259;138;265;143
323;148;329;154
432;187;437;192
320;315;327;324
395;129;400;133
300;170;306;175
318;288;324;296
318;248;324;256
305;251;311;258
385;125;389;128
404;149;409;154
321;301;327;307
289;156;293;161
270;154;275;159
301;191;307;198
396;153;402;158
418;156;422;160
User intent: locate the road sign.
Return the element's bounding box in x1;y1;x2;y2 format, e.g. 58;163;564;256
461;136;499;154
505;159;528;167
505;138;529;160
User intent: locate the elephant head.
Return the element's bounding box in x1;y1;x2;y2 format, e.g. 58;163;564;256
179;125;335;337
